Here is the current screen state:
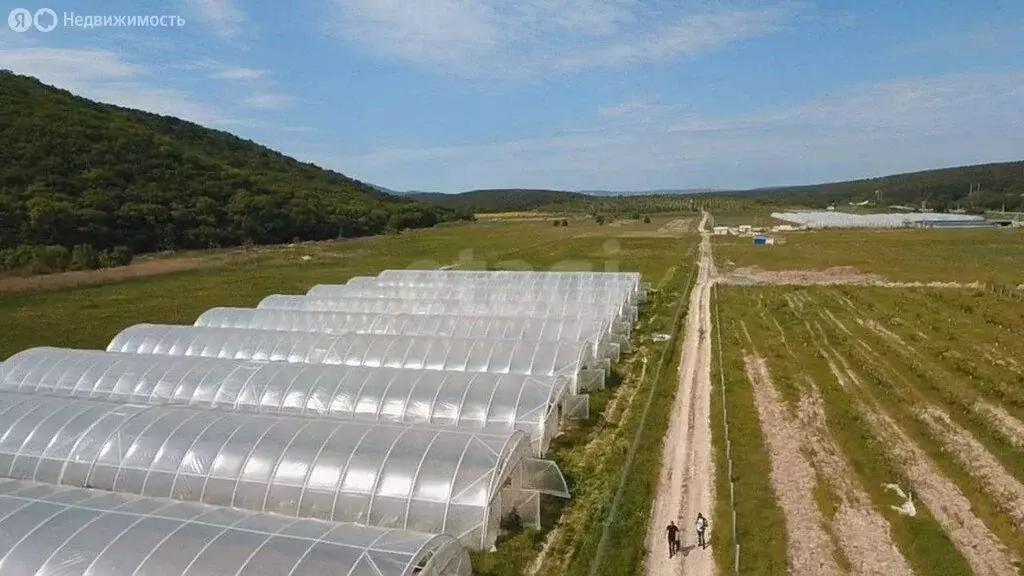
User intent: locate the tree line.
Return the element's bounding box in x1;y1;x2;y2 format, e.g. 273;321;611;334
0;71;473;275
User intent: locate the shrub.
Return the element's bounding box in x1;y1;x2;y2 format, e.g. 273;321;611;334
99;246;133;268
69;244;101;270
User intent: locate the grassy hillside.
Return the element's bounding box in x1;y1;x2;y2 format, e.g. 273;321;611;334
745;161;1024;211
0;71;470;265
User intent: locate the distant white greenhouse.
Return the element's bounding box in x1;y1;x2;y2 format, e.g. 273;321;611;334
194;309;624;361
0;392;569;549
771;211;988;229
0;347;574;455
106;324;606;393
0;478;471;576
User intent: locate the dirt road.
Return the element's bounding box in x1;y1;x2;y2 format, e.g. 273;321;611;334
646;213;716;576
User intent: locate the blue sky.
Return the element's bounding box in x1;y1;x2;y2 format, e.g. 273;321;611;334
1;0;1023;192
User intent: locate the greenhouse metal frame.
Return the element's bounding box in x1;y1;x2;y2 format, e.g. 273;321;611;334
0;478;471;576
258;295;636;331
0;348;569;455
193;309;623;361
106;325;604;393
0;392;569;549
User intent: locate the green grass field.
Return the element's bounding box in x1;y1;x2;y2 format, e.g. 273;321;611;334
711;284;1024;574
715;227;1024;285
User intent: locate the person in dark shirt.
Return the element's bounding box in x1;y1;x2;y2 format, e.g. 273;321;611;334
665;521;681;557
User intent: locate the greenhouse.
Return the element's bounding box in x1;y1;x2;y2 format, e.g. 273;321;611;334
258;295;636;332
107;325;605;393
0;392;569;549
771;211;988;229
194;309;623;361
305;285;635;316
0;347;571;455
338;274;646;301
0;478;471;576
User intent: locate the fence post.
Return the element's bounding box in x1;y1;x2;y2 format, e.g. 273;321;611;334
734;543;740;575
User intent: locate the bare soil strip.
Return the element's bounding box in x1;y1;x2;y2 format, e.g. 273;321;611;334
821;343;1022;575
919;408;1024;529
795;387;915;576
645;215;715;576
719;266;985;288
974;401;1024;448
743;355;840;576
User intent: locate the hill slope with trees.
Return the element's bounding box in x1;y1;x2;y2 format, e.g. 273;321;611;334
726;161;1024;212
0;71;471;274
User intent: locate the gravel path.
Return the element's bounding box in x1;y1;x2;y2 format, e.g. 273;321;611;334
645;213;716;576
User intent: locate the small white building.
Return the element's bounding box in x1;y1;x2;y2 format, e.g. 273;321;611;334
713;226;730;236
738;225;752;234
772;224;795;232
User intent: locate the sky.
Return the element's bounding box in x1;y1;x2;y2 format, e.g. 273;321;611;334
1;0;1023;193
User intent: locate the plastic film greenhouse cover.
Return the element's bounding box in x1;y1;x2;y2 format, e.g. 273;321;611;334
0;347;565;455
306;284;635;310
0;392;569;548
338;274;640;293
106;324;595;388
194;309;612;359
257;295;634;328
0;478;471;576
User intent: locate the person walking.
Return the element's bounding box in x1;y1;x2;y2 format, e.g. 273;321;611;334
665;521;680;558
695;513;709;550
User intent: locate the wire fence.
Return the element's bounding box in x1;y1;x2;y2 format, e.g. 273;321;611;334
712;282;741;574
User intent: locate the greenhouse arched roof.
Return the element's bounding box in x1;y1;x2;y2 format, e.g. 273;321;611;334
194;309;612;360
307;284;634;307
0;347;565;455
106;325;595;391
0;392;568;548
0;478;471;576
257;295;633;327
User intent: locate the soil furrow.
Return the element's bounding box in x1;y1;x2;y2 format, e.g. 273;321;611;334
744;354;840;576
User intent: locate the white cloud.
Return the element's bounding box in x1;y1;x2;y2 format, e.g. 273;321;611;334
331;71;1024;191
328;0;803;78
209;65;266;80
184;0;250;39
243;91;296;109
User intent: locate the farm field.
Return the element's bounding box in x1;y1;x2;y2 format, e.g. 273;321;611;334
715;228;1024;286
711;284;1024;575
0;216;699;576
0;216;693;358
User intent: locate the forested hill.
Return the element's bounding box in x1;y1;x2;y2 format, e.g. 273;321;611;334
0;71;471;260
742;161;1024;211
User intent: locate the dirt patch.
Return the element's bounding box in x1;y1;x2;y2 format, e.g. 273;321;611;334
0;256;230;293
719;266;987;288
723;266;885;286
744;355;840;576
795;383;914;576
975;401;1024;448
919;408;1024;529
